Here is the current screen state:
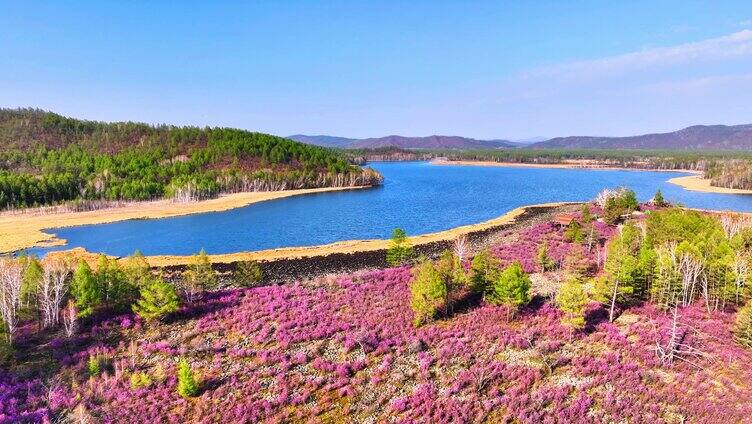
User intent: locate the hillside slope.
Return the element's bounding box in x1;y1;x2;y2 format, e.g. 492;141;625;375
288;134;518;149
285;134;356;148
0;108;381;209
531;124;752;150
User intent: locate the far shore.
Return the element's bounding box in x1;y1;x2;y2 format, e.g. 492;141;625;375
0;186;371;254
430;159;752;195
430;158;701;173
49;202;571;267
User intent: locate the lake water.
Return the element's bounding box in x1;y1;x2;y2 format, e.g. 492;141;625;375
27;161;752;257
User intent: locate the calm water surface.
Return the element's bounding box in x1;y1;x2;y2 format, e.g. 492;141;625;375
28;162;752;256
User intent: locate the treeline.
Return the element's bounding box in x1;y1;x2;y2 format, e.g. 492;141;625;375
346;147;432;164
439;148;752;171
0;108;382;209
0;250;261;347
437;148;752;190
705;160;752;190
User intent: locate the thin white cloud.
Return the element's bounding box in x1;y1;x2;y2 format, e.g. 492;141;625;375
526;30;752;81
472;30;752;137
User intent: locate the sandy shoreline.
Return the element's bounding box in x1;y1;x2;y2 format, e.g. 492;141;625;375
0;186;370;254
667;175;752;195
46;202;569;267
430;159;752;195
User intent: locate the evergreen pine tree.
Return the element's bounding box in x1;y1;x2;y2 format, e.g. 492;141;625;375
735;301;752;349
233;260;263;288
21;256;43;309
537;241;556;271
386;228;414;266
132;277;180;322
71;260;102;318
410;259;447;327
122;251;152;288
177;358;199;398
556;278;589;331
653;190;667;207
485;261;531;312
470;249;501;294
184;249;218;293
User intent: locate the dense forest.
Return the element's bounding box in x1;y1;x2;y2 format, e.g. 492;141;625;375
0;108;382;210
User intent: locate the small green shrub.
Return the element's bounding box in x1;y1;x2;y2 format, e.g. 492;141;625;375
470;249;501;294
132;277;180;322
485;261;531;312
556;278;588;330
177;359;199;398
386;228;414;266
410;259;447;327
735;302;752;349
130;371;153;389
537;241;556;272
233;261;263;287
564;221;584;243
87;354;101;377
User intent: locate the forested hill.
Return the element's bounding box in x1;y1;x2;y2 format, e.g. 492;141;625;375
287;134;520;149
530;124;752;150
0;108;382;210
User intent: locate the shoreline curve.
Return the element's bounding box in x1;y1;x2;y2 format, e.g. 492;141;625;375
0;186;371;254
667;175;752;195
48;202;572;267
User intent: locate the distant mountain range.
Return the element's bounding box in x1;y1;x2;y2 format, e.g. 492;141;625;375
290;123;752;151
529;124;752;150
287;134;524;149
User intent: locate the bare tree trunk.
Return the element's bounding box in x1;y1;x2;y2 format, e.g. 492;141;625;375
0;259;23;345
609;279;620;323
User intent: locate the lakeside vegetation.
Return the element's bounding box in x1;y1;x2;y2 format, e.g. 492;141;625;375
0;108;382;210
2;189;749;421
352;146;752;190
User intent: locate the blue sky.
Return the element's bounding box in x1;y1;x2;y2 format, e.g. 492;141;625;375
2;1;752;139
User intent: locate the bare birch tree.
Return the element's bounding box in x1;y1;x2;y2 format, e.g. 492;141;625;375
39;260;70;328
677;252;703;307
731;251;750;304
0;258;23;344
453;235;470;263
720;213;752;239
62;300;78;338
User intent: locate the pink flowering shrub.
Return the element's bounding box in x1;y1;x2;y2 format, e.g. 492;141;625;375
2;211;750;422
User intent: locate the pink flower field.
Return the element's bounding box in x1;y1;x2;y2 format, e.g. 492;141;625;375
3;219;752;423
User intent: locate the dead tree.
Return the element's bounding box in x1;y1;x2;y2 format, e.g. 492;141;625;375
62;300;77;338
39;260;69;328
0;259;23;344
655;300;711;368
677;253;703;307
719;213;752;239
732;251;750;304
656;303;683;366
453;235;470;263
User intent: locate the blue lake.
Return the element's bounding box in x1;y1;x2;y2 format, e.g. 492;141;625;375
27;161;752;257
